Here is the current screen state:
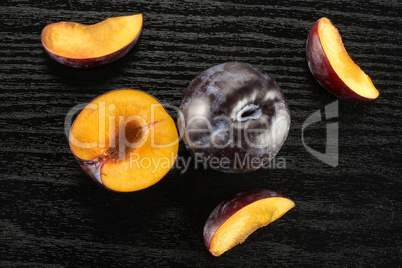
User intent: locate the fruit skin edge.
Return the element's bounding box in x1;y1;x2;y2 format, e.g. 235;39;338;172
75;156;140;193
203;188;292;255
306;18;373;101
75;157;104;186
42;25;142;68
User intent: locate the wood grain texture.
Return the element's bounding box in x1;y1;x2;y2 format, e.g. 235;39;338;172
1;0;401;267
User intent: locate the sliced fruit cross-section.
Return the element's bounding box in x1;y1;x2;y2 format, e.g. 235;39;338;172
204;189;295;256
69;89;178;192
306;17;379;101
42;14;143;68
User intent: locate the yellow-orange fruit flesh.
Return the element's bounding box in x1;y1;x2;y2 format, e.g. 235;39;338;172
69;89;178;192
318;18;379;99
42;14;143;59
210;197;295;256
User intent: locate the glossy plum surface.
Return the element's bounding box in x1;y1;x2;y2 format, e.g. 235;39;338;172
178;62;290;172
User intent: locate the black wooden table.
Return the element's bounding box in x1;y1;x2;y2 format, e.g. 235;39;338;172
1;0;401;267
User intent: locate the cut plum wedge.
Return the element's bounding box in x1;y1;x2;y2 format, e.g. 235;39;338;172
42;14;143;68
69;89;179;192
306;17;379;101
204;189;295;256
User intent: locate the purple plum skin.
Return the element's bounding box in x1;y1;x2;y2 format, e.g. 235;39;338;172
178;62;290;172
76;157;104;186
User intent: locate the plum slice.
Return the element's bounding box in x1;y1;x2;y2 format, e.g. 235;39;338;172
42;14;143;68
204;189;295;256
306;17;379;101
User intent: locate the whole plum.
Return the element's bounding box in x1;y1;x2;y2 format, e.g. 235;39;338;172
178;62;290;173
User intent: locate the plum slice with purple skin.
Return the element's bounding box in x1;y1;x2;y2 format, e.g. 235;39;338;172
306;17;379;101
41;14;143;68
204;189;295;256
178;62;290;172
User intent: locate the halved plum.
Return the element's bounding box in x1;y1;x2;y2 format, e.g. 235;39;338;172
69;89;179;192
42;14;143;68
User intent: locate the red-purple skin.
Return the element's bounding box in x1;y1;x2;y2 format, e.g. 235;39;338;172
203;189;290;252
42;26;142;68
76;157;122;192
76;157;104;186
306;19;372;101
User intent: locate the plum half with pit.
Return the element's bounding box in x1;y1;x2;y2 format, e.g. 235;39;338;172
178;62;290;172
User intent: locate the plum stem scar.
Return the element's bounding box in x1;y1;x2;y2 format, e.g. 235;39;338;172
236;104;262;122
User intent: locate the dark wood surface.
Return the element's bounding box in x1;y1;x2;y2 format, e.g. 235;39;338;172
1;0;401;267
